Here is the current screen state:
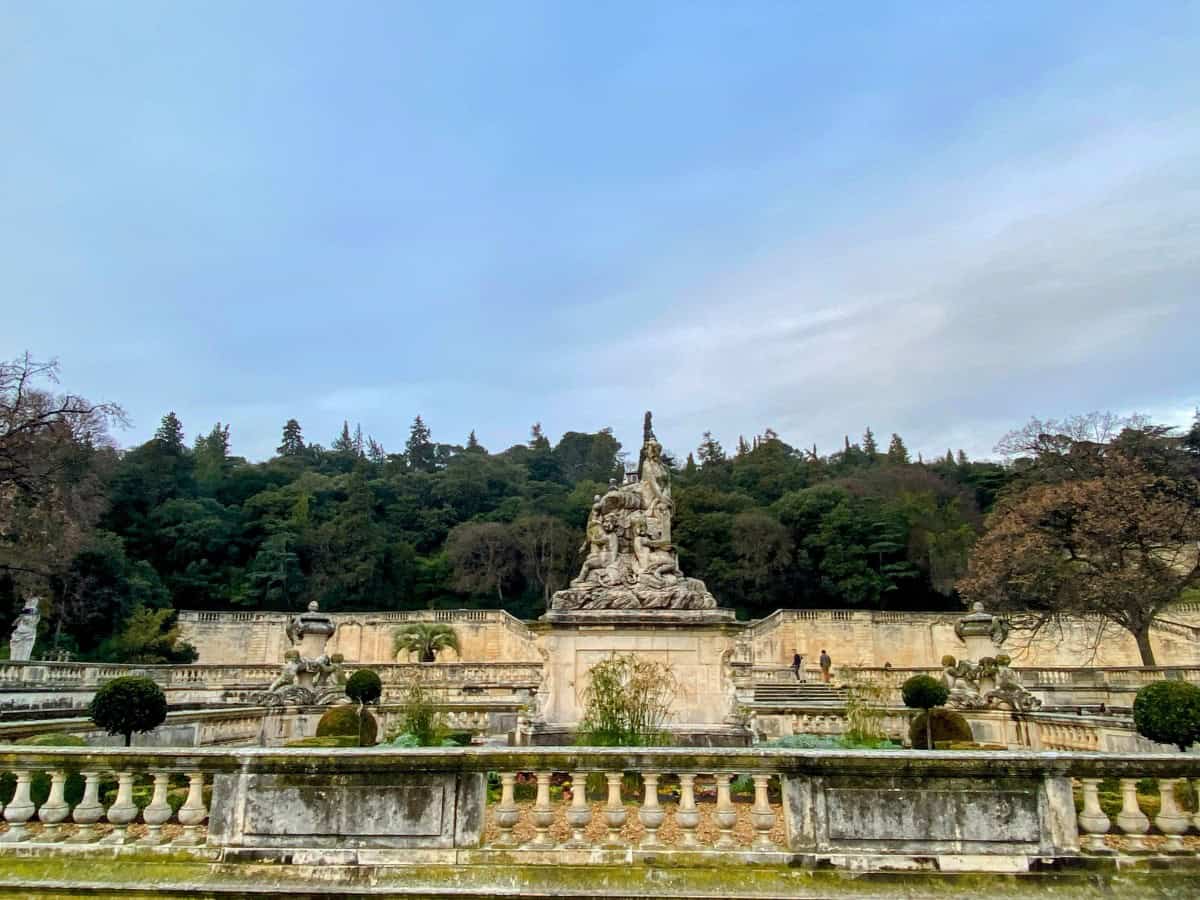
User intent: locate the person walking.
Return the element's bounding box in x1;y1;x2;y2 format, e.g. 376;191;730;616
819;649;832;683
791;650;804;681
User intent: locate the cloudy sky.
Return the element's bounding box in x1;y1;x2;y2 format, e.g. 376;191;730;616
3;2;1197;463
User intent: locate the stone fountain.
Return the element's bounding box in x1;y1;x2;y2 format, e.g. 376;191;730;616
255;601;347;707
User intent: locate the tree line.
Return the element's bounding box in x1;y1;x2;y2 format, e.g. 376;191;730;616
2;354;1197;664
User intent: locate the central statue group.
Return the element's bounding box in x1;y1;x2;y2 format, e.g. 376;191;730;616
550;412;717;612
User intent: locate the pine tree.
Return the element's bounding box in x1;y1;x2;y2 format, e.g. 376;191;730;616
529;422;550;450
887;433;909;464
466;430;481;450
194;422;231;483
944;449;954;465
366;437;386;464
862;427;879;458
154;412;186;453
352;423;365;457
406;415;436;472
684;452;697;476
278;419;305;456
332;420;354;453
956;449;969;466
697;431;725;466
736;435;750;457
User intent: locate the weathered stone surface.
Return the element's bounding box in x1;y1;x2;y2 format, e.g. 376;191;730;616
549;412;717;614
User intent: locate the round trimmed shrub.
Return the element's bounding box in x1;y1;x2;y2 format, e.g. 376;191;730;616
345;669;382;706
901;674;950;711
315;704;378;746
909;708;974;749
1133;680;1200;751
89;676;168;746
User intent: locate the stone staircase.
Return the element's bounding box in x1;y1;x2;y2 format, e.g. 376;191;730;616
752;681;848;705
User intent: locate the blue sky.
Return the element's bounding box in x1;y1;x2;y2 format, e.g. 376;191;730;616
3;2;1197;462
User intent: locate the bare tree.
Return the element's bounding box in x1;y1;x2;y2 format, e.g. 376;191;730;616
0;354;124;590
513;515;576;607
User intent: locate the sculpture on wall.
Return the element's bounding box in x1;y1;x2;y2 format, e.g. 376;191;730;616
550;412;717;613
257;601;347;706
940;653;1040;712
8;601;40;662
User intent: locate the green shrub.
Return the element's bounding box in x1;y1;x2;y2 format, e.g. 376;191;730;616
390;679;446;747
576;654;676;747
89;676;168;746
345;669;382;705
1133;680;1200;751
315;704;378;745
909;708;973;749
901;674;950;751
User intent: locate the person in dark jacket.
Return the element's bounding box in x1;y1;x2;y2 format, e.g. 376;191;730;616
791;651;804;681
819;649;832;683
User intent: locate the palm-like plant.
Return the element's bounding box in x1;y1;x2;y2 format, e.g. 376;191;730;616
393;622;460;663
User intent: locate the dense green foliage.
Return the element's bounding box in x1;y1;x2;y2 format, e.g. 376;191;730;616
315;704;378;745
909;708;973;749
88;676;168;746
901;675;949;711
1133;681;1200;751
345;668;382;705
7;354;1197;661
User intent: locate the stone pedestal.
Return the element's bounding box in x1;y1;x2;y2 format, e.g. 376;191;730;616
534;608;747;742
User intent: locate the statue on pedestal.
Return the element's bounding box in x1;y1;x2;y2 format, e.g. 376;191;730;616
942;603;1040;712
257;601;346;707
550;412;716;613
8;601;40;662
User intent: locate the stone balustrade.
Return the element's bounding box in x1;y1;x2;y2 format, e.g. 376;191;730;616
0;746;1197;869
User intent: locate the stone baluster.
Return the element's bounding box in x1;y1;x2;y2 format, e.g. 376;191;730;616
36;770;71;842
750;774;775;851
602;772;626;849
675;774;700;849
140;771;173;845
638;772;664;850
1154;779;1189;852
563;770;592;849
174;772;208;845
1114;778;1149;851
492;772;520;849
1;769;36;842
65;772;104;843
713;773;737;849
528;771;556;849
101;771;139;844
1075;779;1111;852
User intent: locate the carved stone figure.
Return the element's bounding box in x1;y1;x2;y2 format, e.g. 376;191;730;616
550;412;716;613
257;601;345;706
9;602;40;662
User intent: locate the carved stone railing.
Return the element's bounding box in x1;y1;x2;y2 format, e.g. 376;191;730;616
1;747;1199;872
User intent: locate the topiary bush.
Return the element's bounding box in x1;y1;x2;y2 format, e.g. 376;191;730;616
346;669;382;706
89;676;168;746
909;708;974;749
1133;680;1200;751
901;674;950;750
315;704;378;746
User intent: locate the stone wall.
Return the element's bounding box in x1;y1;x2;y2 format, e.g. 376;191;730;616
180;604;1200;669
748;606;1200;669
178;609;541;665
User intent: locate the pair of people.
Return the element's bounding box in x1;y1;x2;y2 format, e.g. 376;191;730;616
791;649;832;682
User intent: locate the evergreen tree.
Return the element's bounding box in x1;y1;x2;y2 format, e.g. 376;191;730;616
529;422;550;450
684;452;697;476
332;420;354;453
862;427;879;458
406;415;436;472
956;449;969;466
352;423;365;457
278;419;305;457
194;423;231;484
366;437;386;464
887;433;910;464
697;431;725;465
944;449;955;465
154;412;186;453
736;436;750;457
466;429;482;451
